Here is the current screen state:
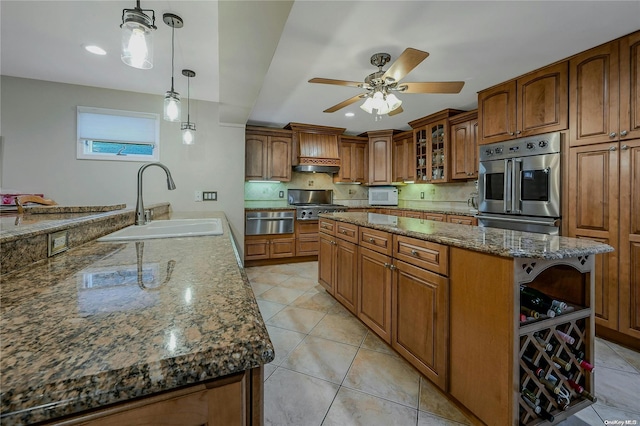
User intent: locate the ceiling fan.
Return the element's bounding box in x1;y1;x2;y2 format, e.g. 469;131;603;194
309;48;464;116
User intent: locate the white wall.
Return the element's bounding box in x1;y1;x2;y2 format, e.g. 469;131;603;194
0;76;246;252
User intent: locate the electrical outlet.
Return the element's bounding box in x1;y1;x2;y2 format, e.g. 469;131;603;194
308;180;314;187
203;191;217;201
279;191;284;198
420;192;425;199
194;191;202;202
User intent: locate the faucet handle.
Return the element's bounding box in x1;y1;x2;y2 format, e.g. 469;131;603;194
144;209;153;224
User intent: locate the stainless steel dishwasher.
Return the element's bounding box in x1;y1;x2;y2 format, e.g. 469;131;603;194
245;211;294;235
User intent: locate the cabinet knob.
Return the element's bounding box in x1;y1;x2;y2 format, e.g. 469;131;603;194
411;249;419;256
609;146;617;151
389;264;397;271
368;238;375;244
332;240;337;245
621;130;628;137
609;132;617;138
515;130;522;135
384;262;390;268
341;230;347;234
621;144;629;150
508;132;515;136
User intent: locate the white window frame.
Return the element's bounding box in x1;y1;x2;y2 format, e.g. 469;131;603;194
77;106;160;162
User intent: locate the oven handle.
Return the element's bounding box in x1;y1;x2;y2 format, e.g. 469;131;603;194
504;159;512;213
478;215;559;226
246;217;294;221
512;158;522;214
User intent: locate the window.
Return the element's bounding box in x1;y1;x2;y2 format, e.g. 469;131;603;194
77;106;160;162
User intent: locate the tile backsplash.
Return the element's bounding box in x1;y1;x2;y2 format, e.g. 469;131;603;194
245;172;477;211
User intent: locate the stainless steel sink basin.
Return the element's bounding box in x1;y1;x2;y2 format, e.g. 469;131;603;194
98;218;223;241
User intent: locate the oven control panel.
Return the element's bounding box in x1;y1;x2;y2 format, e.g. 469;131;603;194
479;132;561;161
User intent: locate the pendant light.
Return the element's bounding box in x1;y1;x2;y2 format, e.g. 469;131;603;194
163;13;182;122
181;69;196;145
120;1;156;69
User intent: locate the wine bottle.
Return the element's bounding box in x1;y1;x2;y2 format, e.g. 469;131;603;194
567;379;598;402
520;285;566;314
540;376;561;394
538;406;555;422
520;285;559;317
555;330;576;345
533;332;553;352
552;355;572;371
522;388;540;406
521;355;544;378
521;394;541;414
521;306;540;319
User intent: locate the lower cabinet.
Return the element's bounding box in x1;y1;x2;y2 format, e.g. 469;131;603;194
357;247;393;343
446;214;478;226
392;260;448;390
296;220;319;256
318;232;335;294
319;223;359;313
245;236;295;260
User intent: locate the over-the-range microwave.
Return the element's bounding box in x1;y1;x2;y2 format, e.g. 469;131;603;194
368;186;398;206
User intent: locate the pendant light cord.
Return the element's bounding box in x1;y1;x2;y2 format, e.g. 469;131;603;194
187;75;190;122
170;24;175;92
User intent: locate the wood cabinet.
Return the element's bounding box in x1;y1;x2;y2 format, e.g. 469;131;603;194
59;368;263;426
478;61;568;145
569;31;640;147
424;212;446;222
245;236;295;260
358;246;393;343
367;130;394;185
410;109;465;183
446;214;478;226
319;220;359;312
449;110;479;180
245;127;292;181
335;135;368;183
296;220;319;256
392;131;416;183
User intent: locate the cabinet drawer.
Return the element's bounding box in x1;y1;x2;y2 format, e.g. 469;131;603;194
424;213;446;222
297;220;319;234
359;227;392;255
319;219;335;235
393;235;449;276
403;210;423;219
296;234;319;256
335;222;359;243
446;215;477;226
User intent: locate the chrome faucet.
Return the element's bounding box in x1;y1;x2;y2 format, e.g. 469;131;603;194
135;162;176;225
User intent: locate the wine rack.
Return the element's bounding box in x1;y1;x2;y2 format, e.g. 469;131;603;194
515;256;595;425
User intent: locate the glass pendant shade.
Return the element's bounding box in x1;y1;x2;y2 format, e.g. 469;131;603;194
164;91;181;122
360;97;375;114
371;91;385;112
181;122;196;145
386;93;402;112
121;9;154;69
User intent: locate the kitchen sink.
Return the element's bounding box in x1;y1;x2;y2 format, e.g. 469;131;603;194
98;218;223;241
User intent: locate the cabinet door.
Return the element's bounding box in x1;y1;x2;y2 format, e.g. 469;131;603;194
392;260;448;390
428;120;448;183
267;137;292;181
318;233;335;295
619;139;640;339
470;119;479;177
352;142;369;183
619;32;640;141
569;41;620;147
403;136;416;182
334;239;358;314
369;134;393;185
245;237;269;260
450;121;471;180
478;81;517;145
336;141;354;182
517;61;568;137
269;237;295;258
392;138;406;182
245;134;268;180
568;143;620;329
358;247;392;343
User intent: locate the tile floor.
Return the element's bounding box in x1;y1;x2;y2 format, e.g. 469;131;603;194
245;261;640;426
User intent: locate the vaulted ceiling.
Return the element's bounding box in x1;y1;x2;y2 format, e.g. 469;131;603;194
2;1;639;134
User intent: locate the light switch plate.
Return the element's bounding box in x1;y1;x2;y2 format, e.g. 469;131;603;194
48;230;69;256
203;191;217;201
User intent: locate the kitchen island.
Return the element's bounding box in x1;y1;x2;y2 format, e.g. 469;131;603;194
0;211;274;425
317;212;612;426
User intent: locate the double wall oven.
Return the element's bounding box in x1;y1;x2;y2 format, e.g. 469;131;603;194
477;132;562;235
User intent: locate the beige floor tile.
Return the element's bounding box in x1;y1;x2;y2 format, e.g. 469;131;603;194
361;331;398;357
263;364;277;381
595;338;638;373
266;306;326;333
326;302;354;317
290;291;336;312
417;411;468;426
289;261;319;280
278;275;319;291
310;313;368;346
601;339;640;373
281;335;358;384
343;348;421;408
248;271;292;286
264;368;338;426
323;387;418;426
257;300;287;322
250;282;273;297
260;263;302;276
557;405;605;425
418;377;470;425
594;366;640;414
592;403;640;423
266;325;306;366
259;287;307;305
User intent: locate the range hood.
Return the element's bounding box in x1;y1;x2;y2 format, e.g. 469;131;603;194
286;123;346;174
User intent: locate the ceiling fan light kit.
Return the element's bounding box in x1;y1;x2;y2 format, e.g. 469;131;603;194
163;13;183;122
309;48;464;117
120;0;156;69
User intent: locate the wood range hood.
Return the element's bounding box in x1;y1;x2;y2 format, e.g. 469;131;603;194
285;123;346;174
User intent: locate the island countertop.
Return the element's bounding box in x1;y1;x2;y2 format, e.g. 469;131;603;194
0;211;274;425
321;212;613;259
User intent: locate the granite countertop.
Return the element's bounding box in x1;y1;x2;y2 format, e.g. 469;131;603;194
322;212;613;260
0;211;274;425
244;203;476;217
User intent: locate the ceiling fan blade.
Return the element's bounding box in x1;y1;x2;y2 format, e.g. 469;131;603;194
382;48;429;83
309;78;364;88
323;94;367;113
397;81;465;94
388;106;404;116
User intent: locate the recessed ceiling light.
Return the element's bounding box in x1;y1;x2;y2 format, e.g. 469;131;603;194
345;112;355;117
85;45;107;55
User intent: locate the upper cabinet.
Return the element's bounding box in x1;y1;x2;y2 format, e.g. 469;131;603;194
335;135;369;184
410;109;464;184
569;31;640;147
367;130;394;185
449;110;479;180
392;131;416;183
245;126;292;181
478;61;568;145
